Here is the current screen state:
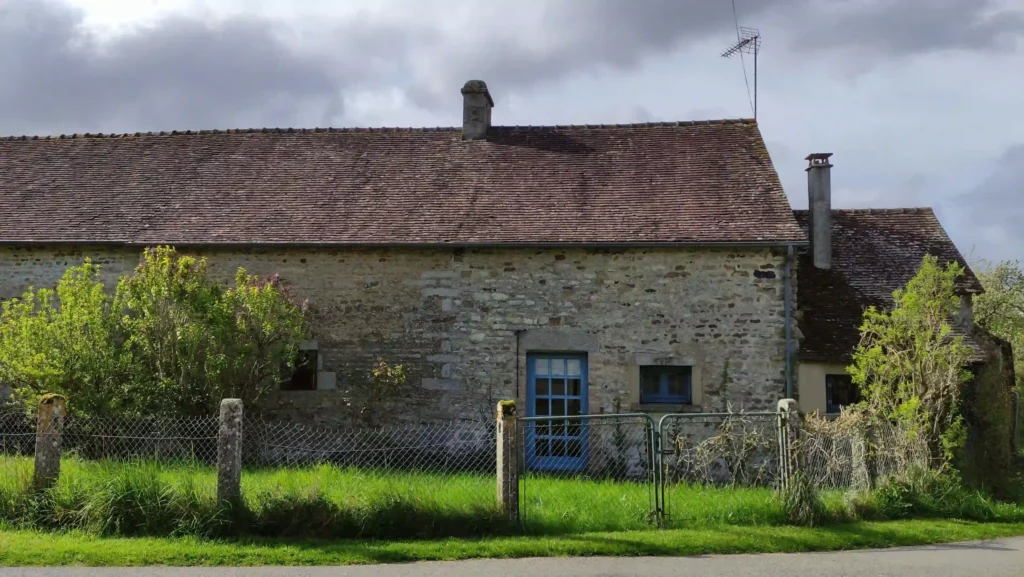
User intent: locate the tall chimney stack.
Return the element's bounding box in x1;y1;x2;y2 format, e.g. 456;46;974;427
806;153;833;270
461;80;493;141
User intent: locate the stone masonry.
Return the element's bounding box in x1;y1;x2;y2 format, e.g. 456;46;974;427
0;245;789;426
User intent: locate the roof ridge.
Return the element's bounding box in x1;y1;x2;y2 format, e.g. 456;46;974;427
833;207;934;215
793;207;934;215
0;118;757;141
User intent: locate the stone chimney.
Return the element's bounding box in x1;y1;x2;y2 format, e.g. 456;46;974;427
806;153;833;270
461;80;493;141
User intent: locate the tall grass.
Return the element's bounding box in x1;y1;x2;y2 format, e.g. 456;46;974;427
2;456;1022;540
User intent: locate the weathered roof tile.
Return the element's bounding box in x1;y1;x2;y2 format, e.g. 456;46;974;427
0;121;805;246
794;208;985;364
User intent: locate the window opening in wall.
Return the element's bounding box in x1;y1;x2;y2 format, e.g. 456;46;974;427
640;365;692;404
826;373;859;414
282;349;318;391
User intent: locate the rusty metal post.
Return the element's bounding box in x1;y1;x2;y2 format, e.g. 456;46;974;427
34;394;66;490
496;400;519;520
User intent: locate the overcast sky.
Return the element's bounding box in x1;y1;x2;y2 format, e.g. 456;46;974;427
2;0;1022;264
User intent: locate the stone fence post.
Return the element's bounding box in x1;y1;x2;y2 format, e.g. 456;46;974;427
34;394;67;490
850;420;876;491
776;398;801;489
496;400;519;521
217;398;243;506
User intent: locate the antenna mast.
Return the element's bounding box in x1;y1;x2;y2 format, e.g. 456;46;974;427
721;26;761;120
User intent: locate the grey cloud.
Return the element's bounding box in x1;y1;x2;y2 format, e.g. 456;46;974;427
0;0;349;135
406;0;787;107
955;145;1024;262
789;0;1024;56
404;0;1022;110
3;0;1021;136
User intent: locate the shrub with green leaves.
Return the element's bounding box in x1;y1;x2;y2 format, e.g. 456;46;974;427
849;255;974;465
0;261;131;416
0;247;309;417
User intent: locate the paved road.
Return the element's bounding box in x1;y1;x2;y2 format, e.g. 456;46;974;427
2;537;1023;577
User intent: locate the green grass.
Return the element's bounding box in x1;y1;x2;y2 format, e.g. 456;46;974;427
0;456;801;538
2;455;1023;541
2;520;1024;566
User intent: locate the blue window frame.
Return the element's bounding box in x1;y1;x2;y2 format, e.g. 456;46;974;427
526;353;588;473
639;365;692;404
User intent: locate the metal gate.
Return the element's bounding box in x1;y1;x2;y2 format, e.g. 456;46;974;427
515;411;785;525
657;411;781;521
517;414;658;524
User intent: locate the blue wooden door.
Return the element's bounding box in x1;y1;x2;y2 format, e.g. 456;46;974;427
526;354;588;472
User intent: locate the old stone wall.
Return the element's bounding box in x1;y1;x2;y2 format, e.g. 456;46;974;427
1;245;789;426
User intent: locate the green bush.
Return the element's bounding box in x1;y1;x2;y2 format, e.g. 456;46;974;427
847;468;1023;522
0;247;309;417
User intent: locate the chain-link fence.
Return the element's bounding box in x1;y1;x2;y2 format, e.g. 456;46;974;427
2;407;220;464
802;415;859;489
518;414;657;527
658;412;780;521
243;416;495;473
3;396;942;533
802;414;931;490
61;414;220;464
0;407;34;456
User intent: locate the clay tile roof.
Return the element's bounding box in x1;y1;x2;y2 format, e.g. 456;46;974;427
0;121;805;246
794;208;985;364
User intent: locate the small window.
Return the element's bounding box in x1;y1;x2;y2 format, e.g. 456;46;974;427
640;365;692;404
826;374;859;413
282;350;318;391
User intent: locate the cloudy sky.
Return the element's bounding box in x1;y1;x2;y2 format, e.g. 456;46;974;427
2;0;1022;264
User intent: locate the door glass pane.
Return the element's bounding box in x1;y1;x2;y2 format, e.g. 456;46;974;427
552;418;565;436
567;418;582;437
568;398;581;416
568;378;581;396
567;359;581;376
551;439;566;457
535;378;549;396
535;438;550;457
551;398;565;416
567;439;582;458
535;398;549;416
551;378;566;396
535;358;549;376
551;359;566;376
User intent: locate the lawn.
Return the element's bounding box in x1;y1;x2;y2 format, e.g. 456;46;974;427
0;455;804;538
2;455;1023;541
3;520;1024;566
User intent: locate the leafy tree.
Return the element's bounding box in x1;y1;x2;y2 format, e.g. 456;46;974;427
0;247;309;417
973;259;1024;392
0;261;131;416
849;255;974;465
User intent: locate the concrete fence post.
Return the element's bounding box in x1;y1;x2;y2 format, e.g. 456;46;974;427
34;394;67;490
850;420;875;491
776;398;801;489
496;400;519;521
217;398;243;506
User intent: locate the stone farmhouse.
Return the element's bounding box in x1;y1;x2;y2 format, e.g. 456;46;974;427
0;80;1000;453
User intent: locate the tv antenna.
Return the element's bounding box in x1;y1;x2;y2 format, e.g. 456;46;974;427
721;26;761;120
